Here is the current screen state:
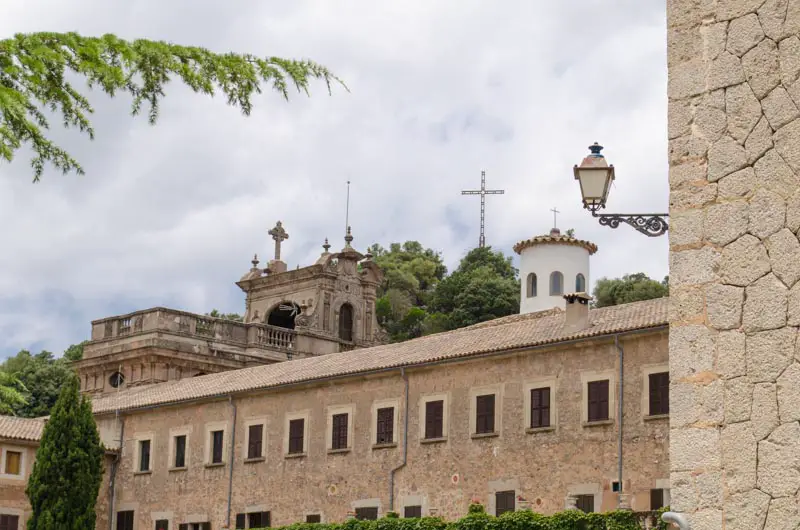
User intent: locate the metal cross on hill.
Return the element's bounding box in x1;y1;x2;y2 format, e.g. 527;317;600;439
551;207;560;228
461;170;505;247
268;221;289;261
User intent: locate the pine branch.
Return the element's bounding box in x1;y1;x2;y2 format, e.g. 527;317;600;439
0;32;347;181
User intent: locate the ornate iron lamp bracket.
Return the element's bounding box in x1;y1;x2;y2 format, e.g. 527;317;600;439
590;210;669;237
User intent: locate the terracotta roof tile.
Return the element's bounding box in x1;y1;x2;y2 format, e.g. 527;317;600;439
91;297;669;415
0;415;45;442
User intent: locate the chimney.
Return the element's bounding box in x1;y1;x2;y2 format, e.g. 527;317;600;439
563;292;592;332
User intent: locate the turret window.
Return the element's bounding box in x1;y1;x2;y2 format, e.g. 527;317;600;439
576;273;586;293
550;271;564;296
526;273;537;298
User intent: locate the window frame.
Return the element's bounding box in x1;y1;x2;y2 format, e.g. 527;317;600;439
3;449;22;476
549;271;564;296
494;490;516;516
116;510;135;530
529;386;552;429
642;365;670;418
371;398;400;447
403;505;423;519
284;410;310;457
243;418;267;461
204;421;228;466
326;404;355;453
581;371;616;426
526;273;537;298
133;432;154;474
354;507;379;521
168;427;191;471
469;385;502;438
419;393;449;442
138;439;152;473
575;273;586;293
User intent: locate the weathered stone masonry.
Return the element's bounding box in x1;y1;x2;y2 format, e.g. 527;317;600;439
668;0;800;528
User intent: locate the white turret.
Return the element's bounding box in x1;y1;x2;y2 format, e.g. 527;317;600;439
513;227;598;314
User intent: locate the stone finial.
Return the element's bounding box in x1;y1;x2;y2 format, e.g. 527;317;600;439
251;254;259;269
344;226;354;247
322;238;331;253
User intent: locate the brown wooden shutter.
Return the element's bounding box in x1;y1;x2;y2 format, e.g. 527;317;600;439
289;418;305;454
332;413;349;450
649;372;670;415
211;430;224;463
0;515;19;530
650;488;665;509
248;424;263;459
530;387;551;428
155;520;169;530
404;506;422;518
355;507;378;520
235;514;246;529
175;435;186;468
475;394;495;434
587;380;609;422
425;400;444;439
306;515;321;523
576;495;594;513
495;490;515;516
376;407;394;444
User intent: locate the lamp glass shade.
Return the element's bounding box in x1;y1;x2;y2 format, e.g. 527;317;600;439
576;167;613;208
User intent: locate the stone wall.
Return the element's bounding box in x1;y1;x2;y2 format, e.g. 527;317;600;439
668;1;800;528
102;331;669;528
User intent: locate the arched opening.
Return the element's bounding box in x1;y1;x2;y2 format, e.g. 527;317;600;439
267;302;300;330
550;271;564;296
339;303;354;342
576;273;586;293
526;273;538;298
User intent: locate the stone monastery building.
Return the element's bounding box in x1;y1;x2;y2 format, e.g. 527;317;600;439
0;223;670;530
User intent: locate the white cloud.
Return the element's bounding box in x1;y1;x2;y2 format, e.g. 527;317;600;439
0;0;669;357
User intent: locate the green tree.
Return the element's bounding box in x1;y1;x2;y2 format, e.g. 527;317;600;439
1;32;343;181
26;376;103;529
1;350;75;418
0;370;27;415
429;247;519;330
63;341;89;362
592;272;669;308
207;309;244;322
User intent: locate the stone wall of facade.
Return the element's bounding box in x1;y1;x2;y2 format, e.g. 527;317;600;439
667;0;800;528
102;330;669;529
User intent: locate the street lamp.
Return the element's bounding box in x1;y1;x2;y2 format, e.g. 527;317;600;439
573;143;669;237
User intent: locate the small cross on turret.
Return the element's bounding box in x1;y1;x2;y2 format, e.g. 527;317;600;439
268;221;289;261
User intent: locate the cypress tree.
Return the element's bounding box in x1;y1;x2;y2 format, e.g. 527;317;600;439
26;376;103;529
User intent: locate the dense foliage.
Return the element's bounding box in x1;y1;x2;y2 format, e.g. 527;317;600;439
26;376;104;529
1;349;76;417
371;243;519;342
251;503;670;530
592;273;669;308
0;32;343;180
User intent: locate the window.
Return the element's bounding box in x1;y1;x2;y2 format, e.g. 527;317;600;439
648;372;670;416
355;507;378;521
404;506;422;518
4;450;21;475
530;387;551;428
155;520;169;530
587;380;610;422
179;524;210;530
424;400;444;439
138;440;151;472
526;273;537;297
288;418;305;454
0;515;19;530
116;511;134;530
376;407;394;444
495;490;515;516
247;424;264;459
575;273;586;292
331;413;349;450
549;271;564;295
651;489;666;510
475;394;495;434
339;303;354;342
575;494;594;513
174;435;187;468
305;515;321;524
109;371;125;388
235;512;270;528
211;430;224;464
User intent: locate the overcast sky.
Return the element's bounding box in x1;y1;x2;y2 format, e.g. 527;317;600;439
0;0;668;358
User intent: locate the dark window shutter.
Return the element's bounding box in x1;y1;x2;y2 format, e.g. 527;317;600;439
289;418;305;454
248;424;263;459
306;515;321;523
116;511;134;530
179;525;189;530
235;514;246;529
376;407;394;444
0;515;19;530
425;400;444;439
211;430;224;463
332;413;349;450
576;495;594;513
649;372;670;416
530;387;551;428
200;523;211;530
355;507;378;521
139;440;151;471
475;394;495;434
651;488;665;510
495;490;515;516
587;380;610;422
175;435;186;467
155;520;169;530
404;506;422;518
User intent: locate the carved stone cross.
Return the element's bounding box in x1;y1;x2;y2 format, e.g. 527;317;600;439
268;221;289;261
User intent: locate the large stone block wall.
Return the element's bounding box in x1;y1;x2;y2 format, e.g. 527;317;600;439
668;1;800;528
103;332;668;528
